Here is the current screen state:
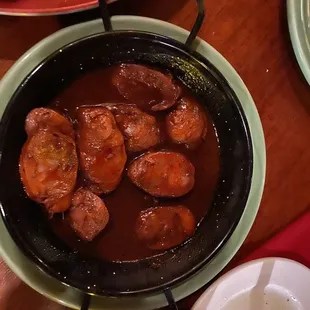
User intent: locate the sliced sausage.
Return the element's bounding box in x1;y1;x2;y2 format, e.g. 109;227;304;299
104;103;160;152
128;151;195;197
135;206;195;250
112;64;181;111
19;131;78;215
76;107;127;194
25;108;74;139
166;98;207;148
69;189;110;241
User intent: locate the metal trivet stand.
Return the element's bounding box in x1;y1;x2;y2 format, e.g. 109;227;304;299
80;0;205;308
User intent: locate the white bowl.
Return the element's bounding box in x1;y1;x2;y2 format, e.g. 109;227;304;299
193;257;309;310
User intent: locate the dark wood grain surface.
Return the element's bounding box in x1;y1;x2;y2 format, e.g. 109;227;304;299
1;0;310;309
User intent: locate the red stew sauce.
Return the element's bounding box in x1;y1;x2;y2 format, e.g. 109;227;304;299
48;65;220;262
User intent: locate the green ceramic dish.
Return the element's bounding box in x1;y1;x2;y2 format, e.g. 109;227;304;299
287;0;310;84
0;16;266;309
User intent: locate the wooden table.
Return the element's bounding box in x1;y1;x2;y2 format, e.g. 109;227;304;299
0;0;310;309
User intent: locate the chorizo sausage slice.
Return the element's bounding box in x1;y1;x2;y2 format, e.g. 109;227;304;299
19;131;78;215
76;107;127;194
104;103;160;152
128;151;195;197
166;98;207;148
112;64;181;111
25;108;74;139
135;206;195;250
69;189;110;241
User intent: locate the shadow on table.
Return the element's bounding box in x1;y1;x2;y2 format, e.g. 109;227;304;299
0;260;67;310
0;0;189;62
0;16;59;60
58;0;189;28
3;283;67;310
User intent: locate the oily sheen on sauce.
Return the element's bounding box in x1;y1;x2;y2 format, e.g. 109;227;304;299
49;65;220;262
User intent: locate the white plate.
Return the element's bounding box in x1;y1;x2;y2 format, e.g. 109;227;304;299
192;257;309;310
287;0;310;84
0;16;266;309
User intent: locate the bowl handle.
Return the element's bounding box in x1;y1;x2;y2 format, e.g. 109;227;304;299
98;0;205;48
98;0;112;32
80;294;91;310
164;288;179;310
186;0;205;48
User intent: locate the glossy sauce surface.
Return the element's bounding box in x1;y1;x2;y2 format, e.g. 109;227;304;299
49;66;220;262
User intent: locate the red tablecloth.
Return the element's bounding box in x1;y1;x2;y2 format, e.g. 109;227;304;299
243;210;310;266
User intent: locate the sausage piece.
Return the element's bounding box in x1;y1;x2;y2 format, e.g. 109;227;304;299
25;108;74;139
19;131;78;215
128;151;195;197
104;103;160;152
135;206;195;250
76;107;127;194
112;64;181;111
166;98;207;148
69;189;110;241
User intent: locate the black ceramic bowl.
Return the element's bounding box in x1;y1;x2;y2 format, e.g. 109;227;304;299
0;31;253;296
